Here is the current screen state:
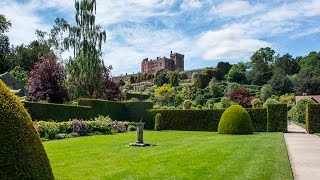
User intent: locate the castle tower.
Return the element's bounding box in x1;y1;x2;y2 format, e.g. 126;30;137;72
170;51;184;71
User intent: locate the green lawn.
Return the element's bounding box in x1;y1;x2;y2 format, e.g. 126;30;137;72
44;131;293;180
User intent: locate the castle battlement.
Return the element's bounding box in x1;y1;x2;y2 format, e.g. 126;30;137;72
141;51;184;74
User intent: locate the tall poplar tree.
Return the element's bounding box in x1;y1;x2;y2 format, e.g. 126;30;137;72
65;0;106;98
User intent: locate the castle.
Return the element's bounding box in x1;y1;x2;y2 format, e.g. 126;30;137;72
141;51;184;74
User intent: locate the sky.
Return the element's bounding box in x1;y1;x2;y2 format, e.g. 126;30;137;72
1;0;320;76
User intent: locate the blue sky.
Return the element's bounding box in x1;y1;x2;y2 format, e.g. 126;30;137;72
1;0;320;76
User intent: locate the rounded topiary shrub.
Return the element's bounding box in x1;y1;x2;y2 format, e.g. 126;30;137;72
154;113;162;131
218;105;253;134
0;80;54;179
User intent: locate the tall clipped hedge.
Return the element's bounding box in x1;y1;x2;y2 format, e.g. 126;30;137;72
247;108;267;132
125;102;153;121
145;108;276;132
126;93;150;100
145;109;225;131
306;104;320;134
267;104;287;132
0;80;54;179
78;98;126;120
24;102;95;122
78;99;153;121
24;99;153;122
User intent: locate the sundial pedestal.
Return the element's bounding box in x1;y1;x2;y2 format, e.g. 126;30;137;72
129;122;150;147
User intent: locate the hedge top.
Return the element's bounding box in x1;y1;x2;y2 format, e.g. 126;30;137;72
0;80;54;179
218;105;253;134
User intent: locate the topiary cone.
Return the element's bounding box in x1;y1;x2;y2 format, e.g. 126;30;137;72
0;80;54;179
218;105;253;134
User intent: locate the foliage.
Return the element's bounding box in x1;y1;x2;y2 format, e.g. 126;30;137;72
192;72;210;89
77;99;153;124
260;84;273;101
9;65;28;85
270;68;294;95
251;98;262;108
72;119;87;136
27;53;69;103
86;117;112;134
130;75;135;84
6;40;50;72
274;53;299;75
174;94;184;106
294;51;320;95
126;93;150;101
306;104;320;134
24;101;95;122
103;75;121;101
0;80;54;179
220;97;232;108
112;121;127;133
216;61;232;79
127;125;137;132
263;98;279;108
246;108;268;132
226;63;247;84
154;70;168;86
195;94;206;106
64;0;107;98
288;98;316;123
154;113;162;131
179;71;188;80
218;105;253;134
267;104;287;132
208;77;222;98
147;109;225;131
228;88;252;108
155;84;173;96
146;108;267;132
183;100;193;109
279;93;295;106
249;47;274;85
0;15;11;74
166;71;179;86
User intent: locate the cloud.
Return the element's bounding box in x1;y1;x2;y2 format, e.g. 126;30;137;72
180;0;203;11
0;1;51;45
103;25;193;75
211;0;265;18
95;0;176;25
196;28;270;60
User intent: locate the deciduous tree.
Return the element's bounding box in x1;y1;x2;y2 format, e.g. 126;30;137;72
27;53;68;103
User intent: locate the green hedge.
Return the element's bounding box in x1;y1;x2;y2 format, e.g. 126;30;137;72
126;93;150;100
78;99;153;121
306;104;320;134
25;100;153;123
247;108;267;132
145;109;225;131
144;108;267;131
24;102;95;122
267;104;287;132
125;102;153;121
78;99;126;120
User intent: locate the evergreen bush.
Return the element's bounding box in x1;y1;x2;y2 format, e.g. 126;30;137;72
0;80;54;179
154;113;162;131
218;105;253;134
288;98;316;123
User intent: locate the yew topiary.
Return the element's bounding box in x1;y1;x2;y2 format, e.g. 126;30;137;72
0;80;54;179
218;105;253;134
154;113;162;131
